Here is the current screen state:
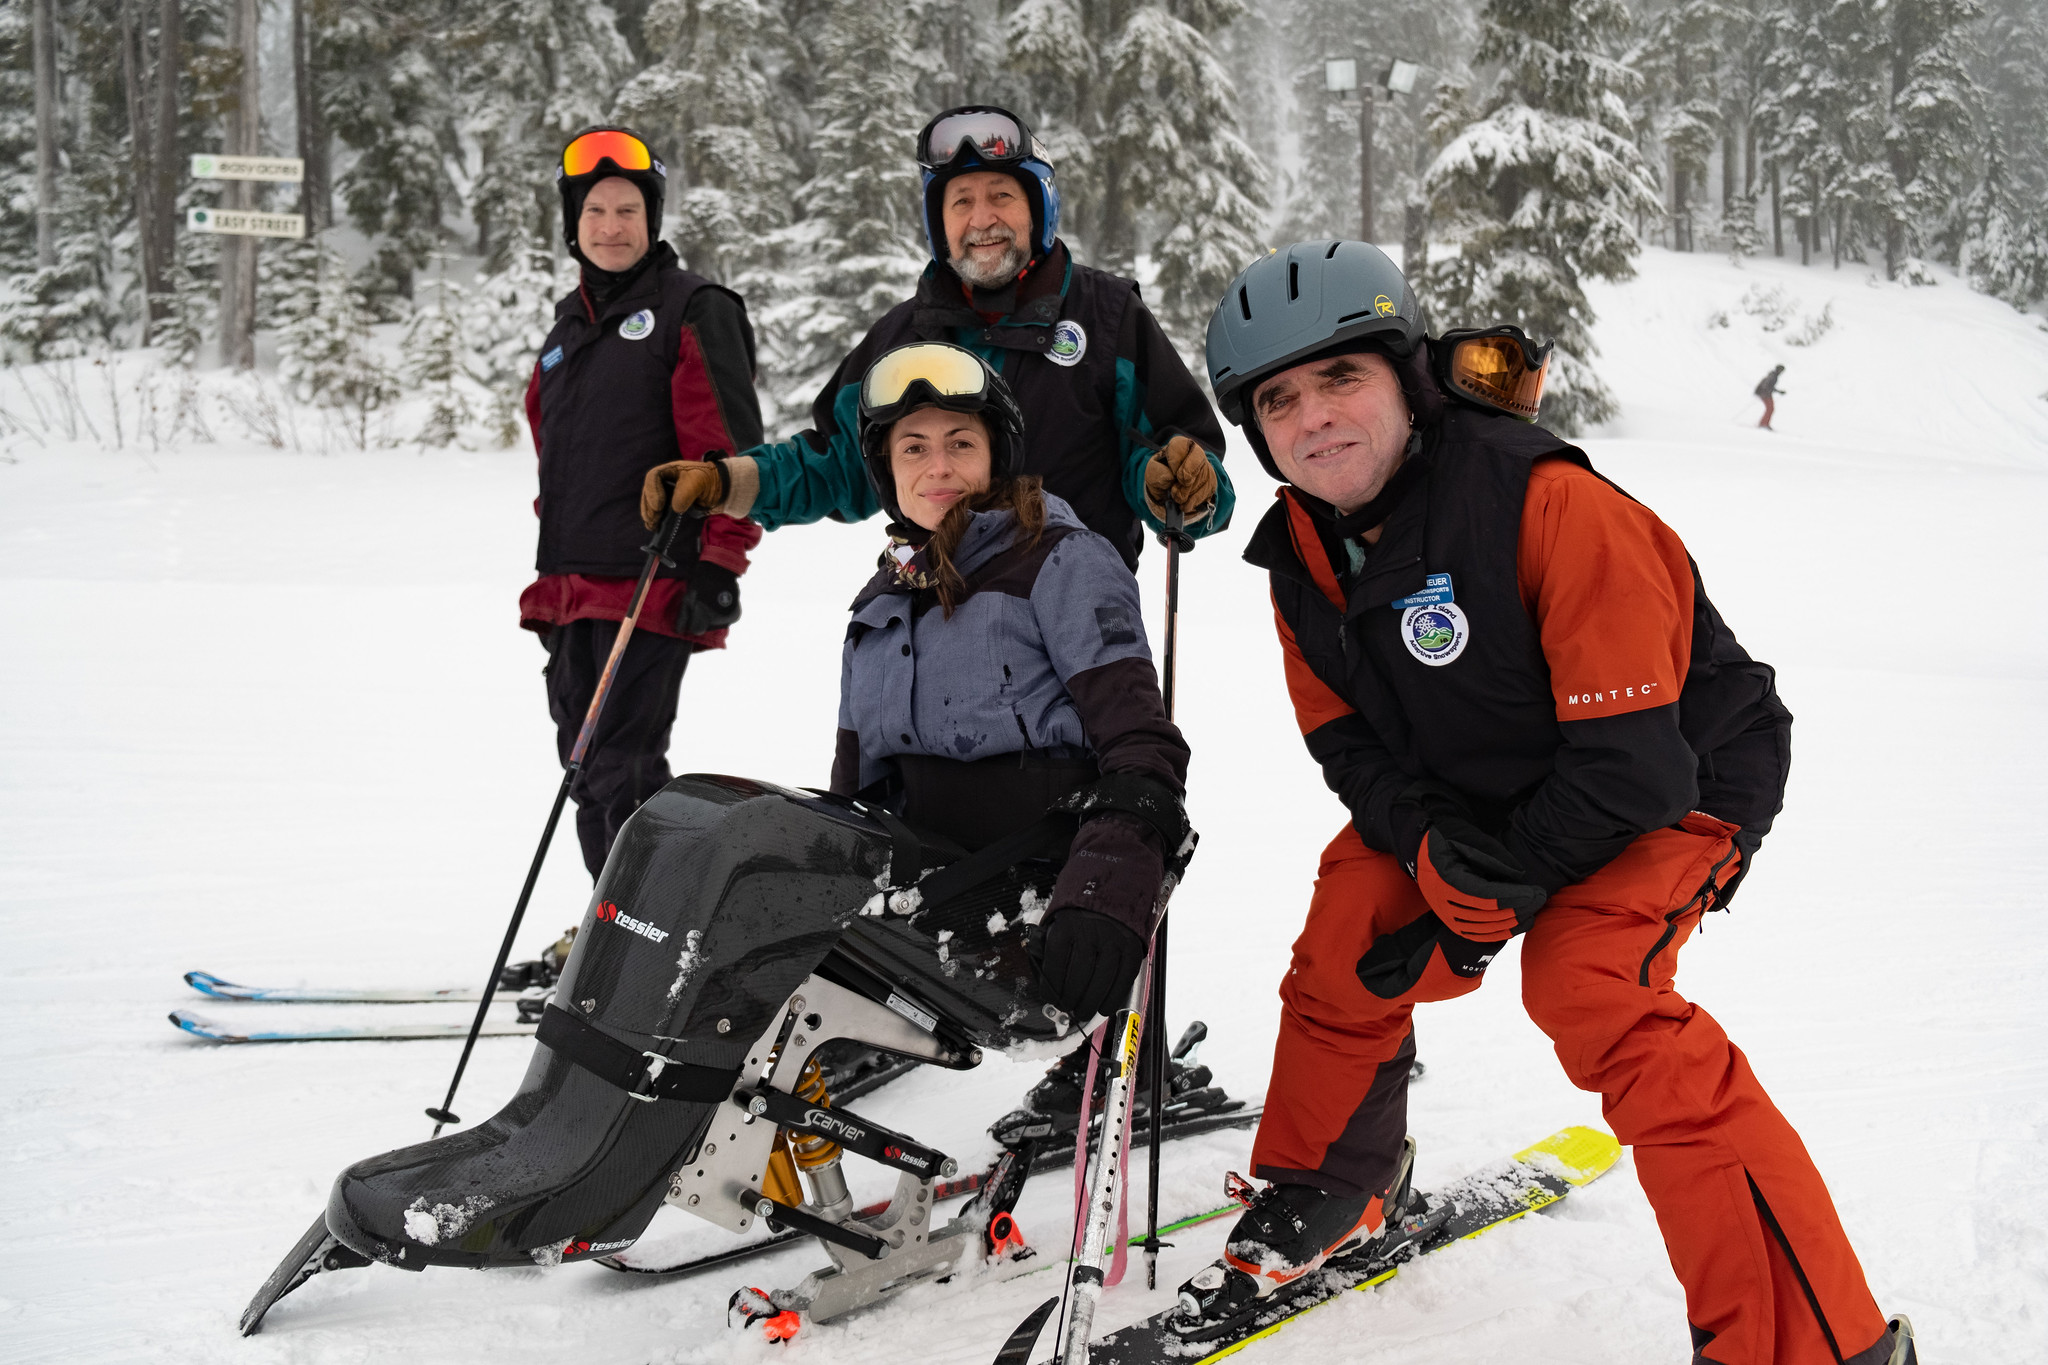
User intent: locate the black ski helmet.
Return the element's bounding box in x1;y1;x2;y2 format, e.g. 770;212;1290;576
558;125;667;264
856;342;1027;522
1206;241;1427;479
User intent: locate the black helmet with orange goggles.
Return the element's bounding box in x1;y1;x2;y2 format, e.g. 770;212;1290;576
857;342;1027;518
557;125;667;258
1433;326;1553;423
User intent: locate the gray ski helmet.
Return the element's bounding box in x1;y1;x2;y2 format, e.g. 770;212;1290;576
1206;241;1424;474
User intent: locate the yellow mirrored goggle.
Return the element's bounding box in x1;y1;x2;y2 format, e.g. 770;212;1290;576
860;342;992;413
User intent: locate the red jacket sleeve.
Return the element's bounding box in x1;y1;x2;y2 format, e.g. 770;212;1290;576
525;361;543;517
671;320;763;575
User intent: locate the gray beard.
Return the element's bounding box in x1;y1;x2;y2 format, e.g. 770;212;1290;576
950;239;1031;290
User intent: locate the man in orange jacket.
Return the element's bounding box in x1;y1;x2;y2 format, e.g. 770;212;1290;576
1175;242;1914;1365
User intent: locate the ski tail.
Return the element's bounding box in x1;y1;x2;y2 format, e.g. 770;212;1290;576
170;1009;536;1044
183;971;484;1004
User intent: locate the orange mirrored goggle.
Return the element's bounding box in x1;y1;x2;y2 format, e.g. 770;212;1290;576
1436;326;1552;421
560;129;659;180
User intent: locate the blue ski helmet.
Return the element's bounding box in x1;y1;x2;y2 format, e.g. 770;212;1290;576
915;105;1060;264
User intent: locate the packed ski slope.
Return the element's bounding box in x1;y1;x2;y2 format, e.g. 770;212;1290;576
2;247;2044;1364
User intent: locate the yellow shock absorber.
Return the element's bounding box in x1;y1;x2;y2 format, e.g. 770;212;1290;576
762;1139;805;1209
786;1058;842;1169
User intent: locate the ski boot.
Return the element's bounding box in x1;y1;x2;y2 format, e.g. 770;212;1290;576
1879;1315;1917;1365
499;925;577;991
988;1020;1233;1148
1172;1139;1417;1339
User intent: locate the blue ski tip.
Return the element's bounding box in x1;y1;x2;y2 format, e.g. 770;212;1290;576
184;971;237;998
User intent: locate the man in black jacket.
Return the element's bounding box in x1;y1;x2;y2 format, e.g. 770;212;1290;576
1173;242;1915;1365
640;104;1233;569
517;126;764;885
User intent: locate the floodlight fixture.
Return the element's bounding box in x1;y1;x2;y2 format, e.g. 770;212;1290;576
1385;59;1422;95
1324;58;1358;93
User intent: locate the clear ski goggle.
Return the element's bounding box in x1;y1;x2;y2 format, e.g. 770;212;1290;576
1437;326;1553;421
916;106;1036;172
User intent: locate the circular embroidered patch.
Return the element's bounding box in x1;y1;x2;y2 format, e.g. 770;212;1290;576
1400;603;1469;666
618;309;655;341
1047;319;1087;367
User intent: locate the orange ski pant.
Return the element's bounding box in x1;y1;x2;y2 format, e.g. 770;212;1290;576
1250;815;1889;1365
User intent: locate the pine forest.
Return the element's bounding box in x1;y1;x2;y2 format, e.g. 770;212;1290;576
3;0;2044;441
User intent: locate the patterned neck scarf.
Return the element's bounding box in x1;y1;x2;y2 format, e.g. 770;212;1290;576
880;524;939;591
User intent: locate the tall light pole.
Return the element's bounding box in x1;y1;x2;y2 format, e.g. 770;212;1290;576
1326;56;1421;245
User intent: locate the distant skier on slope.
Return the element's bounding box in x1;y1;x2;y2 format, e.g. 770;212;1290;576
1756;363;1787;429
501;127;764;987
1175;242;1916;1364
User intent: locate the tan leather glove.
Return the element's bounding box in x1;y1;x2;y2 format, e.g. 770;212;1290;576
1142;435;1218;518
639;459;726;530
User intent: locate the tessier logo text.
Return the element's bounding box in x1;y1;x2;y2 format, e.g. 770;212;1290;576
595;899;670;945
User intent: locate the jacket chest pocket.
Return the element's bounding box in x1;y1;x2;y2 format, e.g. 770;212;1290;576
847;613;915;745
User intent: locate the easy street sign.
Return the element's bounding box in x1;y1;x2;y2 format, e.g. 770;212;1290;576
191;154;305;183
187;207;306;240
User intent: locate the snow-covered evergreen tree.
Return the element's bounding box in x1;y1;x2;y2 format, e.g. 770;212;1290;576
1959;146;2048;306
615;0;797;286
404;253;474;447
463;227;563;447
451;0;632;270
1006;0;1270;348
750;0;928;416
1110;1;1270;350
1422;0;1662;433
1877;0;1984;278
317;1;456;302
279;241;401;448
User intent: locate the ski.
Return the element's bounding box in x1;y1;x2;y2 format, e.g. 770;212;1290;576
170;1009;538;1044
184;970;487;1004
1033;1124;1623;1365
598;1104;1264;1277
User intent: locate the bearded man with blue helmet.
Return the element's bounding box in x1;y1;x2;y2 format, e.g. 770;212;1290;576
638;105;1234;571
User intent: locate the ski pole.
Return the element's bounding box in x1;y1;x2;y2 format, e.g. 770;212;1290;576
424;508;691;1136
1145;498;1193;1288
1057;965;1152;1365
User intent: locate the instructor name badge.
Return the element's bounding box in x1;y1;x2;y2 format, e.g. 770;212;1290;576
1390;572;1454;609
1047;319;1087;367
618;309;655;341
1401;603;1469;667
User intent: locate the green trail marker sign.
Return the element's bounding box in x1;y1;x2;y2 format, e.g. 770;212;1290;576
190;154;305;183
187;207;305;240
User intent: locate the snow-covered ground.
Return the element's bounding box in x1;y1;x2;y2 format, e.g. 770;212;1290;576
2;248;2044;1363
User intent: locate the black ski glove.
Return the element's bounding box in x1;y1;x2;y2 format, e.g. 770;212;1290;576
1035;908;1146;1024
676;561;741;637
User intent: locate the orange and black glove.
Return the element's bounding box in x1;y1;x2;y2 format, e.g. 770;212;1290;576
1355;792;1547;997
1142;435;1218;518
1415;824;1548;943
639;459;727;530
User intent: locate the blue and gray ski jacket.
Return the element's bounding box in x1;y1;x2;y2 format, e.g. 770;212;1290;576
832;494;1190;939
